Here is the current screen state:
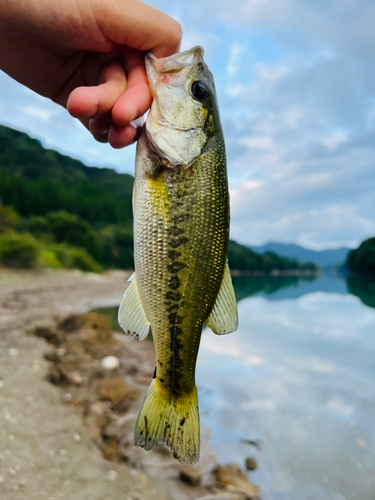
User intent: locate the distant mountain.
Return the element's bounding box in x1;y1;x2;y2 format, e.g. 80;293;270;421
249;242;350;268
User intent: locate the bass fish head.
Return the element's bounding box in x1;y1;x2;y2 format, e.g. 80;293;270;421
145;46;221;168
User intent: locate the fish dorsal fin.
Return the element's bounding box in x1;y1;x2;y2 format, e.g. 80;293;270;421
118;273;150;340
206;263;238;335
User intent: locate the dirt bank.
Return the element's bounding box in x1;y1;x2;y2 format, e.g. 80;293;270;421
0;269;259;500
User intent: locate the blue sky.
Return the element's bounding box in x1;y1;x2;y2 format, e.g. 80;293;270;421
1;0;375;250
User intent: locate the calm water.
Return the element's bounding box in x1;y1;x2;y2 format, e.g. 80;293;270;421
96;274;375;500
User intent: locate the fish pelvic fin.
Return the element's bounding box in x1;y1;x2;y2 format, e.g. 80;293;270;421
118;272;150;340
134;379;200;464
206;262;238;335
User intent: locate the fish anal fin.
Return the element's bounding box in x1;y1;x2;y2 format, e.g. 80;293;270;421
134;380;200;464
206;263;238;335
118;272;150;340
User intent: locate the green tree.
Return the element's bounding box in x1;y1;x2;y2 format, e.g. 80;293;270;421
346;237;375;273
228;240;263;271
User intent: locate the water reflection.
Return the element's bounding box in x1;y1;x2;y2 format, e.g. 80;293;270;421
197;274;375;500
232;275;317;302
346;275;375;309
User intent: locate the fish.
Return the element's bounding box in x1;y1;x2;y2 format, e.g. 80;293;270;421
118;46;238;464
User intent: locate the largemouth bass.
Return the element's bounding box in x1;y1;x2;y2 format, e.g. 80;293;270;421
118;46;238;464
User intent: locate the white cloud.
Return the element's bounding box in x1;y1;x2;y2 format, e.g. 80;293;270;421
245;355;266;366
238;136;273;150
227;43;247;78
326;398;355;417
23;106;55;122
321;130;348;150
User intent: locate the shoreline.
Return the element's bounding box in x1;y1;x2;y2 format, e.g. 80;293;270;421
230;269;319;277
0;268;260;500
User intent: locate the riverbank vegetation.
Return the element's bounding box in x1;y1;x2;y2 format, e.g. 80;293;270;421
0;125;317;274
346;237;375;274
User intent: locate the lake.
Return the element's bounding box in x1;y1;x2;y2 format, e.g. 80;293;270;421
96;273;375;500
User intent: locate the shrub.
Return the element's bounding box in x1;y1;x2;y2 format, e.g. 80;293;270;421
0;204;18;233
45;212;99;256
52;244;103;273
0;232;39;268
39;250;62;268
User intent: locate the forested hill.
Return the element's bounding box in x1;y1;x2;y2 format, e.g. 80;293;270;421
0;124;316;273
0;125;133;229
346;237;375;274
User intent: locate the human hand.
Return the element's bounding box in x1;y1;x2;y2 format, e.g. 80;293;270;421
0;0;181;148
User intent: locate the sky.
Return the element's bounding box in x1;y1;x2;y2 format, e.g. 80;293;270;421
1;0;375;250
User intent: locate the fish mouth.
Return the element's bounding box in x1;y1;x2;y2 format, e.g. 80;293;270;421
152;116;200;132
145;46;205;90
146;46;204;69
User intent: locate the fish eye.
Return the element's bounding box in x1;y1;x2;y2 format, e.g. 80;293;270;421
191;81;209;101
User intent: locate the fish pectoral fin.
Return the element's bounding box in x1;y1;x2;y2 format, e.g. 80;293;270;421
206;263;238;335
118;272;150;340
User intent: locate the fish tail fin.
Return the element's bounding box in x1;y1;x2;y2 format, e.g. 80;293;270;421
134;379;200;464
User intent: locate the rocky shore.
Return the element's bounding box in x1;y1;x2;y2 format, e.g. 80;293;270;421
0;268;260;500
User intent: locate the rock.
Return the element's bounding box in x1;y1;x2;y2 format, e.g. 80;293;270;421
64;336;85;356
58;313;113;343
66;371;83;386
245;457;257;471
102;440;119;461
154;443;171;456
101;356;120;370
213;464;260;499
179;466;202;487
98;376;129;405
73;432;81;443
44;350;60;363
105;469;118;481
57;315;86;333
83;401;109;441
47;366;64;385
34;326;62;346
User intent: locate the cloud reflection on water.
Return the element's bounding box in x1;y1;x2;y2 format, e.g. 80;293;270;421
197;277;375;500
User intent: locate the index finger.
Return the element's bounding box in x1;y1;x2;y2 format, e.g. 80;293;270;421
112;48;151;126
94;0;182;58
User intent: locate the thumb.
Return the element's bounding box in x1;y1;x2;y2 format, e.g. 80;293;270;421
92;0;182;58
